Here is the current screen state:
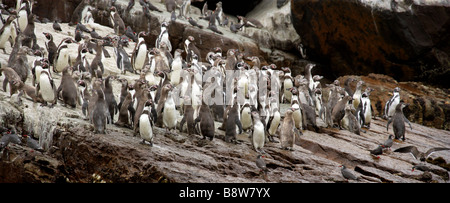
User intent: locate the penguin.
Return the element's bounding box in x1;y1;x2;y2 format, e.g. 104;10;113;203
250;111;265;153
56;66;78;108
194;100;216;140
179;0;191;19
1;67;22;97
184;36;201;63
341;103;361;135
357;87;374;128
340;165;358;181
266;98;281;142
280;109;298;150
225;102;243;143
116;92;133;128
331;95;353;129
131;31;148;73
163;89;178;133
282;68;293;103
13;80;44;103
36;68;57;107
179;96;196;135
352;80;364;109
10;46;30;83
304;63;315;93
17;2;29;32
225;49;237;70
170;49;184;86
70;0;90;26
53;20;62;32
90;40;105;77
92;88;110;134
387;102;412;141
155;22;172;52
53;37;75;73
343;78;355;97
384;87;401;119
240;102;252;132
237;15;263;29
77;79;90;119
113;37;134;74
139;99;154;146
0;15;17;54
188;17;203;29
21;14;38;49
104;76;118;124
110;6;125;35
165;0;177;12
133;85;152;134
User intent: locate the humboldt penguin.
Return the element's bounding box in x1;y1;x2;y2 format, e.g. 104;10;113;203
384;87;401;119
250;111;265;153
92;88;109;134
179;0;191;19
241;102;252;132
139;99;154;146
11;46;30;83
113;37;134;74
110;6;125;35
36;68;57;107
1;67;23;97
394;146;450;162
266;98;281;142
17;2;29;32
331;95;353;129
21;14;38;50
225;102;243;143
341;103;361;135
56;66;78;108
386;102;412;141
155;22;172;52
194;100;216;140
163;89;178;133
179;95;196;135
170;49;183;86
352;80;365;109
304;63;315;93
116;92;133;128
343;78;355;97
184;36;201;63
131;31;148;73
280;109;297;150
104;76;118;124
281;67;293;103
53;37;75;73
357;87;374;128
0;15;17;53
90;40;105;77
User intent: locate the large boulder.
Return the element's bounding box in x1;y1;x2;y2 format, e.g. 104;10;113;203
291;0;450;87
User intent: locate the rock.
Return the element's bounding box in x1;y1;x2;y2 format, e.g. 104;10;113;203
291;0;450;87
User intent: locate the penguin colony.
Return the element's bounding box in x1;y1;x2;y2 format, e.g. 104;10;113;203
0;0;447;182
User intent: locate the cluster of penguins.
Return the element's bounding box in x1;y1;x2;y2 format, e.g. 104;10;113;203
1;0;449;181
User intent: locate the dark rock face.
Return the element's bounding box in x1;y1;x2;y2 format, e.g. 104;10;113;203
191;0;262;16
291;0;450;87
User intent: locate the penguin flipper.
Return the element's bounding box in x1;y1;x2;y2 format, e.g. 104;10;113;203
403;115;412;130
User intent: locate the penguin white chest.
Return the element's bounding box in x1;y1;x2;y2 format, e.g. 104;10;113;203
363;99;372;123
55;49;70;72
241;107;252;130
292;108;303;129
39;74;55;102
163;98;177;129
134;43;147;70
388;97;400;117
268;111;281;135
18;10;28;31
34;66;43;84
139;114;153;142
0;25;11;48
252;121;265;150
283;79;293;102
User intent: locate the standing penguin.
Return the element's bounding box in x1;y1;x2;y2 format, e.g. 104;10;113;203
331;96;353;129
36;68;57;107
131;31;148;73
194;101;216;140
384;87;401;119
352;80;364;109
56;66;78;108
170;49;184;86
110;6;126;35
357;87;374;128
387;102;412;141
280;109;298;150
92;88;110;134
0;15;17;53
341;103;361;135
163;89;178;133
225;102;243;143
53;37;75;73
43;32;57;66
104;76;118;124
250;111;265;153
240;102;252;132
155;22;172;52
139;100;154;146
